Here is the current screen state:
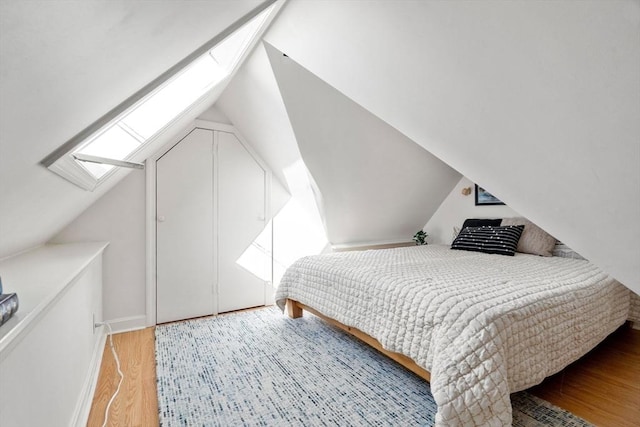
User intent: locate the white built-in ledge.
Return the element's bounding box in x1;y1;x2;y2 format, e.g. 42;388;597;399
0;242;108;356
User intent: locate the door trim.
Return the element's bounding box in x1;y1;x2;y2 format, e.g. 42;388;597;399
145;120;272;326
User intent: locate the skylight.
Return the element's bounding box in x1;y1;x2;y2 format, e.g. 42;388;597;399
46;2;277;189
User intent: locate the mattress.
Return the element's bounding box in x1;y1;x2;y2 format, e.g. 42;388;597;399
629;291;640;323
275;245;630;426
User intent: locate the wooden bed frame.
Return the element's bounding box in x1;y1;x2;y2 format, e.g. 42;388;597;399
286;298;431;382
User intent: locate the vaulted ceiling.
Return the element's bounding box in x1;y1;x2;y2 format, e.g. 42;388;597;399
262;0;640;292
0;0;263;258
264;43;460;245
1;1;638;295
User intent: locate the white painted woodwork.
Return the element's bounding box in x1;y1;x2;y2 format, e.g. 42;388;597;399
155;124;269;323
156;129;215;324
217;131;267;312
0;243;107;427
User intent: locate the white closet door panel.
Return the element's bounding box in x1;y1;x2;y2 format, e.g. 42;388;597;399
217;131;267;313
156;128;215;323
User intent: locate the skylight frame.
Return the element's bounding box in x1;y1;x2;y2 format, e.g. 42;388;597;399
43;0;280;191
71;52;229;180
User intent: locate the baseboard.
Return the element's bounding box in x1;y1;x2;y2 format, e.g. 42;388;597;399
332;239;415;252
106;314;147;334
68;315;146;426
70;329;107;427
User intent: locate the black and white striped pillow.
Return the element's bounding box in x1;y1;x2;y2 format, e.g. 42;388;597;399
451;225;525;256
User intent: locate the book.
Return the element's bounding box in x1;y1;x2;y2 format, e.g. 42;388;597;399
0;293;19;327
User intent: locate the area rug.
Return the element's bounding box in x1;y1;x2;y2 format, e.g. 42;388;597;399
155;307;592;426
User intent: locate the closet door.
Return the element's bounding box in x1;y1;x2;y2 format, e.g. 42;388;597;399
217;131;267;313
156;129;215;323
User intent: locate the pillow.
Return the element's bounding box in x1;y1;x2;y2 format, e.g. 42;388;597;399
452;226;461;243
451;225;524;256
500;217;556;257
552;242;586;260
461;218;502;229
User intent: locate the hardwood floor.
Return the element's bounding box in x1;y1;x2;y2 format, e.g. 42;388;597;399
87;328;158;427
87;319;639;427
531;323;640;427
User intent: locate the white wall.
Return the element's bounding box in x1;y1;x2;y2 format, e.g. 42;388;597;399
265;0;640;292
217;43;304;193
425;177;520;245
49;100;303;326
47;104;253;328
216;43;330;273
51;171;146;327
266;44;461;246
198;105;232;125
0;247;105;427
0;1;263;259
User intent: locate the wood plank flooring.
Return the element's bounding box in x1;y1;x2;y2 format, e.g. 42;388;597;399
531;323;640;427
87;328;158;427
87;319;639;427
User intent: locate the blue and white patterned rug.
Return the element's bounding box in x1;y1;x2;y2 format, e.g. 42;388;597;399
155;306;592;426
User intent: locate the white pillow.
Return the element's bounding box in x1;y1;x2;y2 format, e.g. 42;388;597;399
451;226;461;244
500;217;556;257
552;242;586;260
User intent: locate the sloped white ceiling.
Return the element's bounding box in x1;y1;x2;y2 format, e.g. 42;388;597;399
216;44;302;194
265;43;461;246
0;0;263;258
264;0;640;291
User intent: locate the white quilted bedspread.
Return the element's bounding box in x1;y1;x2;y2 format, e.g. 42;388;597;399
275;245;630;426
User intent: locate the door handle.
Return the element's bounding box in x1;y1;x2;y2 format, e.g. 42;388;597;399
158;215;166;222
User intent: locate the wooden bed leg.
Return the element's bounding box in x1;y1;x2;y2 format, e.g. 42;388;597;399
286;299;303;318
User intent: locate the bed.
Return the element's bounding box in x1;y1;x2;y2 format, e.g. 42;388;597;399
275;244;631;426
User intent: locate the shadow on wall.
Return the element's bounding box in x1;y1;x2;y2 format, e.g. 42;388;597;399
236;159;329;287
